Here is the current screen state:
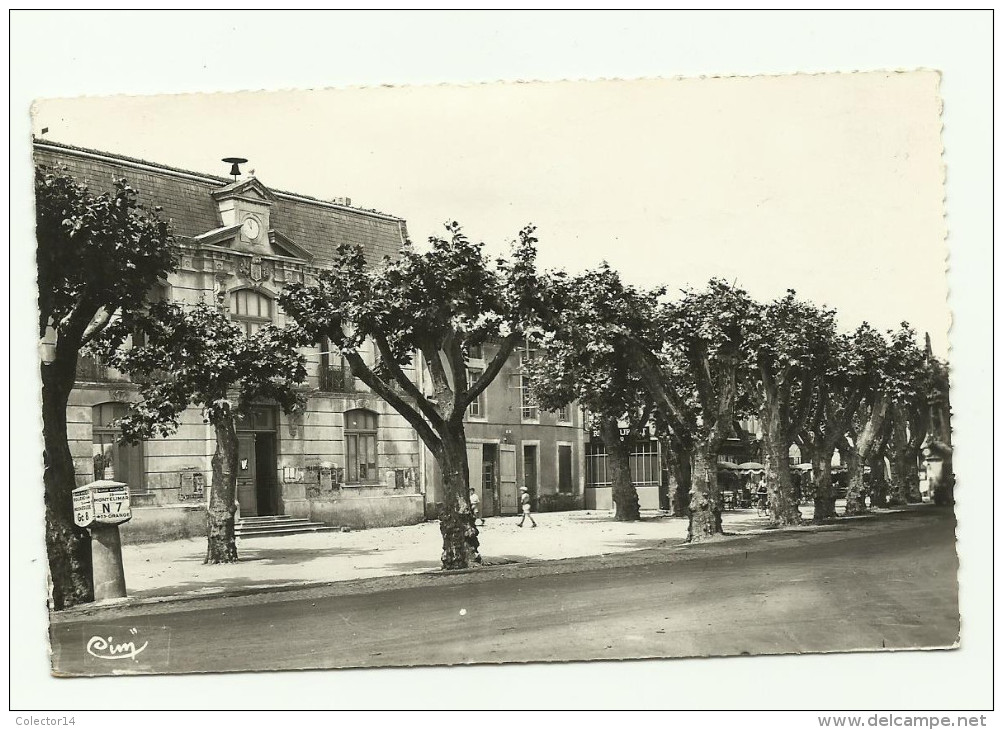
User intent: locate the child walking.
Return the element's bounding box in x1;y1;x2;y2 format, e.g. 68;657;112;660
517;486;537;528
469;487;485;526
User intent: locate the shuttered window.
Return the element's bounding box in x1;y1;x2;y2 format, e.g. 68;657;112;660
92;403;146;493
345;409;378;484
230;289;273;336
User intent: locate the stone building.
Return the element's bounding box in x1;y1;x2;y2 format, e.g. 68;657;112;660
35;140;425;540
421;340;587;518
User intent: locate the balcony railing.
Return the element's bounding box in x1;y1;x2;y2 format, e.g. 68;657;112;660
319;365;356;393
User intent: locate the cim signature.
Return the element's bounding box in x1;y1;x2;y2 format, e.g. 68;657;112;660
86;631;149;661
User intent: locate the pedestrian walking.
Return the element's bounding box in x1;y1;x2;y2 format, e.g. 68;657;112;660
469;487;485;526
756;482;769;517
517;486;537;528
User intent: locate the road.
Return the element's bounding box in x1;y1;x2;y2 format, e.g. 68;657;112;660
49;507;959;675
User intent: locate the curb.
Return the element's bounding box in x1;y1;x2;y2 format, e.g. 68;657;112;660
48;506;938;623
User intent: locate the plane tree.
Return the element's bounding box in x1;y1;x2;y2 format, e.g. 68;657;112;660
842;324;922;515
924;339;954;506
526;265;659;521
794;323;887;522
744;291;837;526
279;223;554;570
35;167;176;609
883;326;930;505
96;299;307;564
624;279;755;542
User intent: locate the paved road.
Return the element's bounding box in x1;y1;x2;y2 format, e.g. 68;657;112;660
50;508;959;675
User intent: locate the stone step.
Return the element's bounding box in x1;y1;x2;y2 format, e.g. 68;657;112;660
237;517;313;526
236;524;343;538
235;514;340;538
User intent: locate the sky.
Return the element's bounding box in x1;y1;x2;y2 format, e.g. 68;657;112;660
31;71;950;355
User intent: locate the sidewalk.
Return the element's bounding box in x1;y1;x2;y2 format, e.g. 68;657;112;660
120;506;821;601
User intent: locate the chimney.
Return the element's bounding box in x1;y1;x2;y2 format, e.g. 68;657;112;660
331;196;352;207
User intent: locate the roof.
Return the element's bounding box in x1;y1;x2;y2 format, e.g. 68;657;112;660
32;138;408;265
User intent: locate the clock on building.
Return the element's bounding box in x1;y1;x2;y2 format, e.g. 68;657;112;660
241;215;261;242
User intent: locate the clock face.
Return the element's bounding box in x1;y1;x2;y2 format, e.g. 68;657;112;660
242;216;261;241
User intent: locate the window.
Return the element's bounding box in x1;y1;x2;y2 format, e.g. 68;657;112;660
230;289;273;336
629;441;660;485
585;441;659;487
518;344;538;421
467;368;486;418
133;283;168;348
92;403;145;493
344;409;378;484
467;343;483;360
236;405;276;431
556;404;571;423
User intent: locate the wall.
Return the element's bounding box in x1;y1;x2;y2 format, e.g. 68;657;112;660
120;505;207;545
584;485;661;511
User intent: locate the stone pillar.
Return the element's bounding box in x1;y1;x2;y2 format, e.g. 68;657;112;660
90;523;127;601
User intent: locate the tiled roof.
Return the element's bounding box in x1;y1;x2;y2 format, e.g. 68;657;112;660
32;139;406;264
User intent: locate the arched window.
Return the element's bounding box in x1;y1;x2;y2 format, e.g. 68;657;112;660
344;409;378;484
92;403;146;493
230;289;273;336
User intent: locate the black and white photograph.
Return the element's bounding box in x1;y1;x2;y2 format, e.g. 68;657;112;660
10;9;992;719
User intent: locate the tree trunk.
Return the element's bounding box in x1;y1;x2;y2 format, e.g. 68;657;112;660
42;359;94;610
602;419;640;521
869;454;889;507
844;449;868;516
759;396;801;527
688;440;722;542
812;453;837;523
665;440;692;518
437;428;480;570
886;409;909;506
206;413;239;564
844;393;890;516
762;435;802;527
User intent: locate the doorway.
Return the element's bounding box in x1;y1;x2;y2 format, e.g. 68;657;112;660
482;443;498;517
236;407;279;517
523;443;539;498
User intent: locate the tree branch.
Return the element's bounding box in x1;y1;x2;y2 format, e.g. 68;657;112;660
442;327;469;420
79;306;117;346
339;340;443;454
420;342;454;412
625;338;695;434
460;332;520;412
372;334;446;433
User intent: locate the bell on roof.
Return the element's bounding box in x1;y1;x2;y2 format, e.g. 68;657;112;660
222;157;248;182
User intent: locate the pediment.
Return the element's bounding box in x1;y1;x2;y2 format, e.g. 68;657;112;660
210;177;277;205
192;225;313;263
192;224;242;246
269;230;315;262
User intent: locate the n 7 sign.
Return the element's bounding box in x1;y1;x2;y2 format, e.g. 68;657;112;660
72;481;132;528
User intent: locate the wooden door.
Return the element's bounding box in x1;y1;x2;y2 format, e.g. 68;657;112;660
499;444;518;514
482;444;498;517
466;443;483;510
255;433;278;516
523;444;538;494
236;434;258;517
558;444;573;493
